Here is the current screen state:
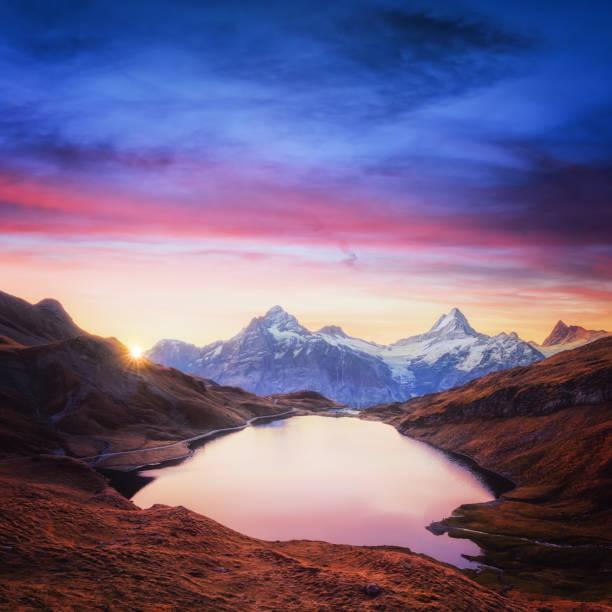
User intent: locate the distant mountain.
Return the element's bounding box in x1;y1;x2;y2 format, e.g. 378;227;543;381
543;320;610;347
529;320;611;357
146;306;544;408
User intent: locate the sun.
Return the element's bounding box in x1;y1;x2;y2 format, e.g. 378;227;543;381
129;345;143;359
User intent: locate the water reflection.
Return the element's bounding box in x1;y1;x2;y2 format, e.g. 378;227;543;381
133;416;493;567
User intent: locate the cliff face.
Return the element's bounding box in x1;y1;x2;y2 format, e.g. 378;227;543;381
363;337;612;601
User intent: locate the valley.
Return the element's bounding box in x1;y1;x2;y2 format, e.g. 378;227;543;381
1;289;611;610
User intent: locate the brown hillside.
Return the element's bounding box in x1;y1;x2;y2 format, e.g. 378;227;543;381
0;455;558;612
363;337;612;602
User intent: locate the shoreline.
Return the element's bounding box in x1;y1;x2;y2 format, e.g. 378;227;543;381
84;408;298;465
99;410;513;503
96;408;302;497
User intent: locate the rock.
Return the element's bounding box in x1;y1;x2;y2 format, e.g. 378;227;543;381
426;521;448;536
364;583;381;597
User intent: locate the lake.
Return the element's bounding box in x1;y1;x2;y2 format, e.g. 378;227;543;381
132;415;494;568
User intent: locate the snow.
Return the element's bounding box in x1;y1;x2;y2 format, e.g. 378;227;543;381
229;306;529;379
146;306;543;404
457;342;487;371
268;324;306;345
317;332;382;357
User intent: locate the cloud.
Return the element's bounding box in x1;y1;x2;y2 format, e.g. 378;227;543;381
0;0;611;329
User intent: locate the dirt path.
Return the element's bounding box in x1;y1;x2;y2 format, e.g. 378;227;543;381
81;408;297;465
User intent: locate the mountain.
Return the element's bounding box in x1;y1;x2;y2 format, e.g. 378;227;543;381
542;321;610;346
0;289;83;346
364;336;612;601
529;319;611;357
542;319;609;346
146;306;544;408
0;291;336;468
2;288;609;608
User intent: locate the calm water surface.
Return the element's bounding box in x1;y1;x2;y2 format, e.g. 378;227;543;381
133;416;493;567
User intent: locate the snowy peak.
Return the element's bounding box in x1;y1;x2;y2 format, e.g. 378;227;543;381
145;304;545;408
317;325;347;337
244;305;308;337
427;307;476;337
262;305;300;329
264;305;289;320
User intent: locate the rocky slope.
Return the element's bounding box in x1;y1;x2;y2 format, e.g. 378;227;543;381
0;291;337;470
363;337;612;602
146;306;543;408
530;320;611;357
0;289;83;346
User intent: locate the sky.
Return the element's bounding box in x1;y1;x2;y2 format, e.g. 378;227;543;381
1;0;611;348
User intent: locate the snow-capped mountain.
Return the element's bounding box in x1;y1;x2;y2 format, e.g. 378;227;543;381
145;306;544;408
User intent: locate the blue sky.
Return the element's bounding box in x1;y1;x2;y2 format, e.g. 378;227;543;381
1;0;611;345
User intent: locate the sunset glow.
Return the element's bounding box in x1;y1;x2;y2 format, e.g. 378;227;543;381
0;1;610;347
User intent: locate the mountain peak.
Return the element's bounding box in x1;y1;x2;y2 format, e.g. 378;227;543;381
0;290;82;346
264;305;288;318
542;319;610;347
428;307;476;336
542;320;575;345
35;298;70;318
318;325;347;337
253;305;306;334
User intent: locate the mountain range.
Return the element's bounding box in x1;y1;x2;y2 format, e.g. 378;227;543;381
146;306;545;408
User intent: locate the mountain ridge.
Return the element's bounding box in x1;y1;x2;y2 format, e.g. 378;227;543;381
146;306;543;408
529;319;611;357
542;319;610;346
0;290;83;347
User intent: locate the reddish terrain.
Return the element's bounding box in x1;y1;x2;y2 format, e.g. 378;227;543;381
364;337;612;603
2;455;603;612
